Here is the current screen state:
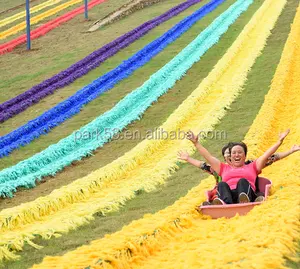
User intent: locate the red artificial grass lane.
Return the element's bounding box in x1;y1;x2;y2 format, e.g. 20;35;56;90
0;0;106;55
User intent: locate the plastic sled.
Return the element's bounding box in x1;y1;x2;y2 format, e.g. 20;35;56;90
200;177;272;219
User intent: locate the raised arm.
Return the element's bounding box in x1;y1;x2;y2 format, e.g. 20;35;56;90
256;129;290;172
186;131;221;174
277;144;300;159
265;144;300;167
177;151;204;168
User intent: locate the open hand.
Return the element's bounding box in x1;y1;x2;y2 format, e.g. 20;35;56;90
279;129;290;142
291;144;300;152
187;130;198;144
177;150;190;161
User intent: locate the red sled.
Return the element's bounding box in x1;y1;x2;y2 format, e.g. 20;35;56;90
200;177;272;219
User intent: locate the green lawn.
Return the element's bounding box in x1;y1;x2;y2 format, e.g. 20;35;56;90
0;0;299;268
0;0;210;167
1;0;254;209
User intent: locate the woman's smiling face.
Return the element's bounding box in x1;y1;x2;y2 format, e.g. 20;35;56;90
230;145;246;167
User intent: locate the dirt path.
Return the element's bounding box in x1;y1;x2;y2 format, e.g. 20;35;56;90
88;0;167;31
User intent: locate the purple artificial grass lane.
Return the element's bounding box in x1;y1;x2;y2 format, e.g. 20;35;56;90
0;0;201;122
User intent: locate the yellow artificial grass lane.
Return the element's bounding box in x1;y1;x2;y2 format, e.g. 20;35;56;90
0;0;286;263
0;0;87;40
0;0;46;21
32;4;300;268
0;0;64;29
0;0;84;36
0;0;127;44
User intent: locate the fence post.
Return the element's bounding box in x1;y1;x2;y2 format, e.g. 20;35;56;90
26;0;31;50
84;0;88;19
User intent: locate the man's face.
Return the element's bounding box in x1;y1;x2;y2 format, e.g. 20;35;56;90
223;148;231;163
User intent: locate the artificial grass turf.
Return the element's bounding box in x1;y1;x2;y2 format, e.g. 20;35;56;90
1;0;299;268
0;0;212;163
0;0;256;208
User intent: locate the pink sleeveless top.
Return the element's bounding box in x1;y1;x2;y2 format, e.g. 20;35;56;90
219;161;259;191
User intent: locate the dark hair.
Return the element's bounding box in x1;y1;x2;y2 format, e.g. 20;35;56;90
221;142;235;156
229;142;248;155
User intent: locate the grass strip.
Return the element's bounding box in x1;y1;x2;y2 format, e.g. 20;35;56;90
30;4;300;268
0;0;285;262
1;0;297;267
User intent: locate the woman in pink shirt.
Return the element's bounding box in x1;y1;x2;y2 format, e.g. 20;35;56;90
186;129;291;204
217;142;259;204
